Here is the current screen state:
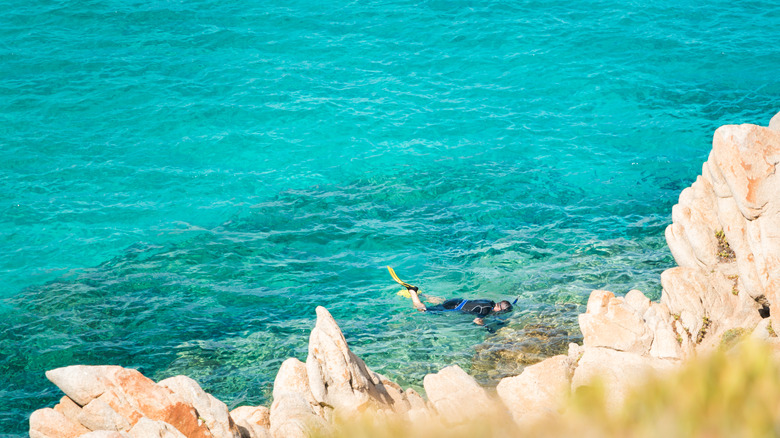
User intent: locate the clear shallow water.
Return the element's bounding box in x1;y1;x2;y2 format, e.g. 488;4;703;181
1;0;779;434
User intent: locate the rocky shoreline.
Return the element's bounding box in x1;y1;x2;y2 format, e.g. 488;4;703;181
30;113;780;438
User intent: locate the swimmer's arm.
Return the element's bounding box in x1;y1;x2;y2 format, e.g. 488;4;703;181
473;317;485;325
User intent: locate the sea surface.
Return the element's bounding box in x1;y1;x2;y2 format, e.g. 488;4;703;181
1;0;779;434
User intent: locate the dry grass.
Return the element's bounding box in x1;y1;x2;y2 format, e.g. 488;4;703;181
320;340;780;438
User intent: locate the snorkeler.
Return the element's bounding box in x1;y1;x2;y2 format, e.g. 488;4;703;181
387;266;513;325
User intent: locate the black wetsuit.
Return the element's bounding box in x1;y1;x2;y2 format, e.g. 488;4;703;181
426;298;495;318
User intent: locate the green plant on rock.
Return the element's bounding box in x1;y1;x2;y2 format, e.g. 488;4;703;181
697;316;712;344
715;229;735;262
720;328;748;350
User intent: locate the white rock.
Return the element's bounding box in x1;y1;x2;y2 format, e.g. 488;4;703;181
270;358;329;438
77;397;131;432
306;306;405;413
79;432;131;438
128;417;187;438
159;375;241;438
422;365;495;426
769;111;780;132
45;365;211;438
578;290;653;354
45;365;123;406
29;408;90;438
571;347;676;411
496;355;573;425
230;406;271;438
52;396;82;423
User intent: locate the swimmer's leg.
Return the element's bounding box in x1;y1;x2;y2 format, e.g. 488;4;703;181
409;289;427;311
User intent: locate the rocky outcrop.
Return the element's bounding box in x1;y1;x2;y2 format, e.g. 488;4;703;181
305;306;411;415
29;112;780;437
35;366;213;438
664;121;779;348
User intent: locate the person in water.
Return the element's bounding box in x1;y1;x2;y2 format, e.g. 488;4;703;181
406;286;513;325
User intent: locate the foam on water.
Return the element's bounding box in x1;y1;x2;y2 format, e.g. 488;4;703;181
1;0;779;434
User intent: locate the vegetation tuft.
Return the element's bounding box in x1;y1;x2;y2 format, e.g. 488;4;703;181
715;230;735;262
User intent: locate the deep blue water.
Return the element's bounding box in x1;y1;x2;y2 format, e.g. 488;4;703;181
2;0;779;434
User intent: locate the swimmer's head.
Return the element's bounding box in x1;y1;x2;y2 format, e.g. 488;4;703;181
494;300;513;314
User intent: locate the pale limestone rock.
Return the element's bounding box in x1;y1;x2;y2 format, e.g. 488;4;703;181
578;290;652;354
752;318;773;341
423;365;495;426
306;306;406;414
567;342;584;361
373;373;411;413
403;388;431;423
128;417;187;438
45;365;211;438
29;408;90;438
77;397;131;432
665;123;780;334
270;358;329;438
45;365;123;406
159;375;241;438
571;348;675;411
231;406;271;438
625;290;651;316
643;303;682;360
53;396;82;423
496;355;573;425
770;111;780;132
661;267;761;351
710;125;779;220
80;432;131;438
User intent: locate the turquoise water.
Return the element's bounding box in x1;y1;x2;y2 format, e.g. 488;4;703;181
2;0;779;434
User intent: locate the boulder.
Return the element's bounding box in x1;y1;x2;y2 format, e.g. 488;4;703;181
77;397;131;432
770;111;780;132
45;365;123;406
44;365;212;438
496;355;574;425
306;306;407;414
643;303;683;360
79;432;130;438
29;408;90;438
269;358;329;438
578;290;653;354
422;365;495;426
127;417;187;438
403;388;431;423
571;347;675;411
159;375;241;438
53;396;82;423
230;406;271;438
